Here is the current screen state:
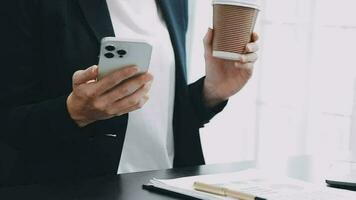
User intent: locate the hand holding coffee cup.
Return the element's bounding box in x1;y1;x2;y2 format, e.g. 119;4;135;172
202;0;260;108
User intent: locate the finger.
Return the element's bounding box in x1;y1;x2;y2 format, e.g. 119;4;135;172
99;77;153;105
93;66;139;95
109;85;150;115
114;102;144;117
117;95;149;116
72;65;98;86
203;28;214;56
251;32;259;42
103;102;143;119
241;53;258;63
246;42;259;53
234;62;254;70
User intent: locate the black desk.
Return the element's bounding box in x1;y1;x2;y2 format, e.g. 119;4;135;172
0;161;255;200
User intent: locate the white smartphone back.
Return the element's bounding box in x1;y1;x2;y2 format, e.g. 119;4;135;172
98;37;152;79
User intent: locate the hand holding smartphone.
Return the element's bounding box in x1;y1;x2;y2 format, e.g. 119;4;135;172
66;38;154;127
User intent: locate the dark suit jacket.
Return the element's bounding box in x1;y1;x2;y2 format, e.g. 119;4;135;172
0;0;226;186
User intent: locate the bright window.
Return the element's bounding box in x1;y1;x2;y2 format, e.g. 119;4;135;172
188;0;356;165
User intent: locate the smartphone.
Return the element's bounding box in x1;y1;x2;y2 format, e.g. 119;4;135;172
98;37;153;79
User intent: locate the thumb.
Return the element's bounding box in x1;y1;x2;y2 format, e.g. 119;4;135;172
203;28;214;56
72;65;98;86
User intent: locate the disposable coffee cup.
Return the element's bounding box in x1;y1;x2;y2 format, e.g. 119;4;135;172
212;0;260;60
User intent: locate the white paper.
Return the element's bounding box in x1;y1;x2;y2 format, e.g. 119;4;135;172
150;169;356;200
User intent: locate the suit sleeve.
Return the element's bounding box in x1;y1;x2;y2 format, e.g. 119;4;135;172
188;77;228;128
0;1;124;149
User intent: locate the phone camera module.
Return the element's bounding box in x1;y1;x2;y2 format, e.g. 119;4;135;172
117;50;127;58
104;52;115;58
105;45;116;51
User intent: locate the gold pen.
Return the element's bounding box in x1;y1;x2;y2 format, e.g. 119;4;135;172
193;182;267;200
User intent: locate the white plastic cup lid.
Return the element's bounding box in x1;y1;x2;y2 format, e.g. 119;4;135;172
212;0;261;10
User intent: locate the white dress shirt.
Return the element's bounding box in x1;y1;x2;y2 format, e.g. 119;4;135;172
106;0;176;174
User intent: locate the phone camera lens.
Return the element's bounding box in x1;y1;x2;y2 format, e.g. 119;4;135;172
104;52;115;58
117;50;127;56
105;45;116;51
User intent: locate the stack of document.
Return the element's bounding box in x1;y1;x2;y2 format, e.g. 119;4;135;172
146;170;356;200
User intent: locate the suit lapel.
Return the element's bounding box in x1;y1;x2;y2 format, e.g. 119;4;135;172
77;0;115;42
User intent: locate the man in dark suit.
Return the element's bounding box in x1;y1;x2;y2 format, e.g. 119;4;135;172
0;0;258;185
